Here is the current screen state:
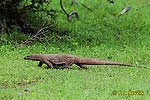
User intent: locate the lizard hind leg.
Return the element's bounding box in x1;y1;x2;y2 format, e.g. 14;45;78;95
75;64;87;69
64;65;71;69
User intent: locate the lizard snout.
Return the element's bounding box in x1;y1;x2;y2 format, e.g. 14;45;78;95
24;56;30;60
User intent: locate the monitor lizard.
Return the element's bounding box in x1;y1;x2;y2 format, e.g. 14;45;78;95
24;54;141;69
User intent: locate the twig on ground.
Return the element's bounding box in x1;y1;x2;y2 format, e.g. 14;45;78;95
16;25;53;48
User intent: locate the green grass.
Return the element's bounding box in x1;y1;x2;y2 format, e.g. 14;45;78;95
1;0;150;99
0;44;150;99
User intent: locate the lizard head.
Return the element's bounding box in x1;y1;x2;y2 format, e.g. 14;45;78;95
24;54;42;61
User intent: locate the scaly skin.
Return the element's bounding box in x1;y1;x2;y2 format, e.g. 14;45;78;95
24;54;137;69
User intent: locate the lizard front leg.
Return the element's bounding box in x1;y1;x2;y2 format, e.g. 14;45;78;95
75;64;87;69
38;61;43;67
43;59;54;69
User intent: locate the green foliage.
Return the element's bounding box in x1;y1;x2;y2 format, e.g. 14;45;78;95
0;0;150;99
0;0;55;33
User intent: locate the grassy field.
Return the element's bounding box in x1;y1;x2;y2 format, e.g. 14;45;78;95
1;0;150;99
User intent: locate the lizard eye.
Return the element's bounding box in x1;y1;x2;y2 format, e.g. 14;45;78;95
26;56;31;59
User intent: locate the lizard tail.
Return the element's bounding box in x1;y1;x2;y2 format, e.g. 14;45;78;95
75;57;133;67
